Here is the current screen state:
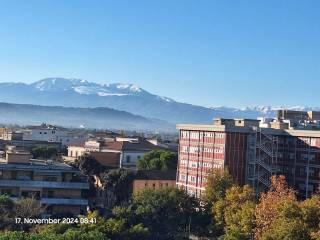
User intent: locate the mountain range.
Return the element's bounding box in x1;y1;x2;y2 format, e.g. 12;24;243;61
0;78;314;131
0;102;174;132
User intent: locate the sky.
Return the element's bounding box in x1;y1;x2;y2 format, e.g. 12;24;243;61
0;0;319;108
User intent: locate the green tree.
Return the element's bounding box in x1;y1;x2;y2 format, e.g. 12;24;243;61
75;154;106;176
300;195;320;236
32;146;58;160
77;211;149;240
0;195;15;230
103;169;134;208
259;201;309;240
203;168;234;205
125;187;204;240
137;150;178;170
215;185;256;240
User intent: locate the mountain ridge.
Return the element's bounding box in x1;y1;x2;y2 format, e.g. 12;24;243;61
0;78;316;124
0;101;175;132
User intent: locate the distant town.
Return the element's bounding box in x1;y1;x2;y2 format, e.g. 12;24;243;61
0;109;320;239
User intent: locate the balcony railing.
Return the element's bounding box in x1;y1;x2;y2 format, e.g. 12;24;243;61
9;197;88;206
0;179;89;189
40;198;88;205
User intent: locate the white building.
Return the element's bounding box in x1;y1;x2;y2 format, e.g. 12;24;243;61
22;124;84;146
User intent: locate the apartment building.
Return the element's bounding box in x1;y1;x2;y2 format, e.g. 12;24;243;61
22;123;85;145
176;110;320;198
0;146;89;215
0;130;23;141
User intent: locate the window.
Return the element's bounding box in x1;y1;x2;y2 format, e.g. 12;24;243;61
145;182;148;187
11;171;17;180
43;176;57;182
189;176;196;182
299;167;306;176
215;133;225;138
181;131;189;138
152;183;156;189
289;153;295;160
47;191;54;198
126;156;131;163
180;174;186;181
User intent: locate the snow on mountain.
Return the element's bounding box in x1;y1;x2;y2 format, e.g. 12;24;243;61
0;77;316;125
31;78;146;96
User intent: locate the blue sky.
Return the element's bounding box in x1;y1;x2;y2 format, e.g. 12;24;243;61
0;0;319;108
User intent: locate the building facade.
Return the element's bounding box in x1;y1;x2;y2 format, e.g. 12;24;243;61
176;111;320;198
132;170;176;193
67;137;162;168
23;124;84;146
0;147;89;215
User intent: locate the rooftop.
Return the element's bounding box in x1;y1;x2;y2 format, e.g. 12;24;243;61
68;138;162;151
0;158;79;172
134;170;176;180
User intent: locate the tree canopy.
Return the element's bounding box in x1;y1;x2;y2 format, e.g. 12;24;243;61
32;146;58;160
75;154;106;176
103;169;135;208
137;150;178;170
3;171;320;239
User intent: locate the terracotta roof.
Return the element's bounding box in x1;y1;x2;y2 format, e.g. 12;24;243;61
90;152;120;167
134;170;176;180
105;139;162;152
68;141;85;147
104;141;123;151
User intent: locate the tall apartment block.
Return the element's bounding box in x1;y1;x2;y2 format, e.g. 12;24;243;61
176;110;320;198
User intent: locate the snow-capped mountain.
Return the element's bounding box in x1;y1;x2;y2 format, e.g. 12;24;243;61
31;78;147;96
0;77;314;125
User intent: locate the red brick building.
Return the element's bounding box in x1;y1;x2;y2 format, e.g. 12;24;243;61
176;112;320;198
177;119;257;197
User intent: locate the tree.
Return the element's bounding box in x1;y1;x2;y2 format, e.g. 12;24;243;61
137;150;178;171
215;185;256;240
254;175;297;240
203;168;234;205
124;187;204;240
259;201;309;240
103;169;134;208
301;195;320;239
32;146;58;160
76;210;149;240
75;154;106;176
15;197;46;231
0;195;15;230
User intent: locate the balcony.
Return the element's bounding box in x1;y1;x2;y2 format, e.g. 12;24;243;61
0;179;89;189
40;198;88;206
